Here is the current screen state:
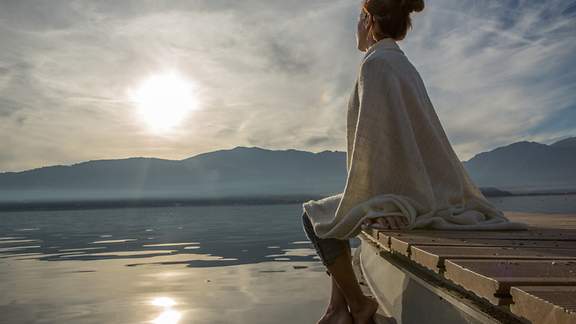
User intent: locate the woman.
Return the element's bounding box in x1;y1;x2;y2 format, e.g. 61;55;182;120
302;2;424;323
301;0;526;323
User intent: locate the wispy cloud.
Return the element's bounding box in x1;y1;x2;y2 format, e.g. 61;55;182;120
0;0;574;171
405;0;576;157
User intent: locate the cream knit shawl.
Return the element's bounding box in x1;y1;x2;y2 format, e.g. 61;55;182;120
302;38;529;240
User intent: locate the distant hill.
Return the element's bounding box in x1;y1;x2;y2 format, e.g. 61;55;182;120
462;137;576;191
0;147;346;202
0;137;574;202
550;136;576;149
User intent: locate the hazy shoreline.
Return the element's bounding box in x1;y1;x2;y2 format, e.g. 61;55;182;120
0;194;326;212
1;191;575;212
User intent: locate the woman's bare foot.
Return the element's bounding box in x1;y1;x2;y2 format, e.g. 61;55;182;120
349;295;379;324
317;306;354;324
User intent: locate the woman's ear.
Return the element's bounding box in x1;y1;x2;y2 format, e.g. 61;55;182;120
363;12;372;28
368;15;382;41
367;16;377;41
362;13;373;40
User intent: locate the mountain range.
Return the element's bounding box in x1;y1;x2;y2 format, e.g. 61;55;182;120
0;137;574;203
464;137;576;193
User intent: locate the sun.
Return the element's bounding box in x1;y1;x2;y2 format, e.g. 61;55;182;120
129;71;199;133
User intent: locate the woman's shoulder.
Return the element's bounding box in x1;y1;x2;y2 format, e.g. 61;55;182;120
362;46;412;68
361;50;389;68
359;53;398;85
360;50;417;84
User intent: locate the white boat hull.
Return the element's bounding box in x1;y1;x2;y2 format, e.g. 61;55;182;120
355;234;503;324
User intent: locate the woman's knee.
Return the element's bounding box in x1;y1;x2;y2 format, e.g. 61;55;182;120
301;212;314;232
301;211;309;224
301;211;315;239
318;238;350;267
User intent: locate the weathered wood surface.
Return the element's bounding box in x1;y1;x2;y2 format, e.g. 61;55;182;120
411;245;576;273
390;237;576;257
509;286;576;324
361;211;576;322
444;259;576;305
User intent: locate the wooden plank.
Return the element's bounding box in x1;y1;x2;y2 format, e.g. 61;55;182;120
510;286;576;324
363;212;576;245
360;228;392;251
380;228;576;241
360;227;380;241
410;246;576;273
444;259;576;306
387;236;576;257
362;213;576;322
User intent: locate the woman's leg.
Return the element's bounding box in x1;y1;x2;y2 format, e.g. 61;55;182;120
301;212;353;323
326;274;348;312
324;244;378;324
301;212;377;324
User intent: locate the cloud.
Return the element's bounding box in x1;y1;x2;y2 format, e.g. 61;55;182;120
403;0;576;158
0;0;574;172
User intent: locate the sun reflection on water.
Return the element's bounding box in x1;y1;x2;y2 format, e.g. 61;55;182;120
150;297;182;324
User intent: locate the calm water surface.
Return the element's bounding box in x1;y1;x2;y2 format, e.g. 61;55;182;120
1;195;575;323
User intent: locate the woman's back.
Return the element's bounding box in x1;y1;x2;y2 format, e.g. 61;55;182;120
368;38;481;197
305;37;528;240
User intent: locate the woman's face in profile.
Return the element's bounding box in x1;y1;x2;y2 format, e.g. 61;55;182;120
356;2;372;52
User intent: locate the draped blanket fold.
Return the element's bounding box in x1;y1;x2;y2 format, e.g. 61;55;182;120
302;38;529;240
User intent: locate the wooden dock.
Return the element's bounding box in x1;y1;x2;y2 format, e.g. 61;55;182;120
355;211;576;324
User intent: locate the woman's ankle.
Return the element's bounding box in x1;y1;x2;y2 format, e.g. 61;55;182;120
347;295;375;314
325;302;348;315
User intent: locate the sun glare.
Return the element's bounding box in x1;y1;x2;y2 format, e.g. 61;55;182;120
149;297;182;324
129;71;199;133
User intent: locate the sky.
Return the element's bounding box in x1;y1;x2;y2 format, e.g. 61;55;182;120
0;0;575;172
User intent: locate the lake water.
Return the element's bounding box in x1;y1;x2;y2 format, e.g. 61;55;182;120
1;194;575;323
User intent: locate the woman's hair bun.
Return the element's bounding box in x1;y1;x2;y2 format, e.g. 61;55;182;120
400;0;425;13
